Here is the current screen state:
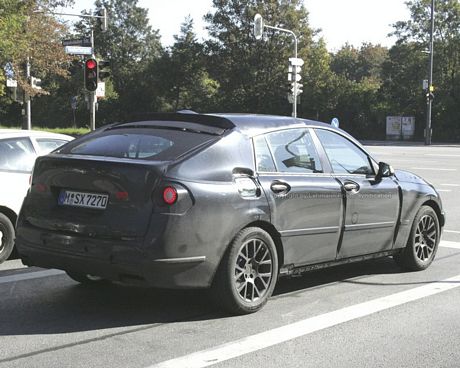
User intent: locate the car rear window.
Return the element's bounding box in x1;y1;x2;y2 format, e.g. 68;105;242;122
61;128;216;161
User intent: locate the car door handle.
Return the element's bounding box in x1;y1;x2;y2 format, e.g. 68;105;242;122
270;181;291;194
343;181;360;192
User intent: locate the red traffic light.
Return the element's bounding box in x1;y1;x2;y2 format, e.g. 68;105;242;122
84;58;98;92
86;59;97;69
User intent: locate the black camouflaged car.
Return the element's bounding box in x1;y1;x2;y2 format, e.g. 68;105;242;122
16;113;445;314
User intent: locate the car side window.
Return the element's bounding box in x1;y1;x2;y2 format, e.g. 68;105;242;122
0;138;36;172
253;136;276;172
265;129;323;173
36;139;69;154
315;129;373;175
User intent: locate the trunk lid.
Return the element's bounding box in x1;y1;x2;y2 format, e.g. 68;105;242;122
24;154;167;239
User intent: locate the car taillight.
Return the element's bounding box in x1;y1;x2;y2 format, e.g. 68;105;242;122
32;183;47;193
116;191;129;201
163;186;178;205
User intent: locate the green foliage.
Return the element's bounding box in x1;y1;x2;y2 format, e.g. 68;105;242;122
388;0;460;141
153;17;220;112
0;125;89;136
204;0;313;114
0;0;71;98
1;0;460;141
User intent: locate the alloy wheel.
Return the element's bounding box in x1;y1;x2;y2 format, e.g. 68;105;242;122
234;238;273;303
414;214;437;262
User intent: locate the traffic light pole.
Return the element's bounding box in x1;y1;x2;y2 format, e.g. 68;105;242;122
425;0;435;145
264;25;298;118
23;57;32;130
39;9;107;131
90;29;96;131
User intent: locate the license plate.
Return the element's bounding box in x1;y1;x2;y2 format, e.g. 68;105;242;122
58;190;109;210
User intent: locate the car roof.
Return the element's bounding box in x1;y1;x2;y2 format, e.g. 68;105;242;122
123;112;341;138
208;113;337;136
0;129;73;140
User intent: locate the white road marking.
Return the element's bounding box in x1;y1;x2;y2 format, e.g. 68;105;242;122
440;184;460;187
424;154;460;157
387;160;437;164
0;269;64;285
444;230;460;234
149;274;460;368
440;241;460;249
436;189;452;192
410;167;457;171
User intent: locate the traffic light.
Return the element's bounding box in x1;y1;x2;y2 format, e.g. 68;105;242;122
288;58;304;96
426;91;434;102
97;7;108;32
98;60;111;81
84;58;98;92
291;82;303;96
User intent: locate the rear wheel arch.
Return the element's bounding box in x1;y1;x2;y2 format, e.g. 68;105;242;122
211;225;279;314
210;220;284;285
244;221;284;269
0;206;17;229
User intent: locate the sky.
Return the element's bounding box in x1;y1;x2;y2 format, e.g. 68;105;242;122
62;0;411;50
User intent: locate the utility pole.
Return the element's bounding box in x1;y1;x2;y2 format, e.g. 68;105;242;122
425;0;435;145
23;57;32;130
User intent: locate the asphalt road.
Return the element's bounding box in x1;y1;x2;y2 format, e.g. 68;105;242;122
1;143;459;368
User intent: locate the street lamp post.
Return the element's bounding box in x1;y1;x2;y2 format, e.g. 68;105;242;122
425;0;435;145
254;14;300;118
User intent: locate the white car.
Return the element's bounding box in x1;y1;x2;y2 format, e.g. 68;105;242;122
0;129;74;263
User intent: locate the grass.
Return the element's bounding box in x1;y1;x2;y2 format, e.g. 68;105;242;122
0;125;90;136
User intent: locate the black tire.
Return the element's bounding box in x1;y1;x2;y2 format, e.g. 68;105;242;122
0;213;15;264
394;205;440;271
66;271;110;285
211;227;279;315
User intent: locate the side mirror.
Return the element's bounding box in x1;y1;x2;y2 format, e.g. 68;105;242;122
377;162;394;179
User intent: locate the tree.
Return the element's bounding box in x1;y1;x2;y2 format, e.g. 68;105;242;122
204;0;314;115
153;17;219;112
0;0;72;97
71;0;163;123
390;0;460;141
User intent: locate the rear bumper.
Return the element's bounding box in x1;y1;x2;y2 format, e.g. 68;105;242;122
16;228;214;289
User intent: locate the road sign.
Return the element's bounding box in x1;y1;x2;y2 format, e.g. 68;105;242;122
422;79;429;90
6;79;17;88
287;93;300;104
288;72;302;82
31;76;42;90
96;82;105;98
288;57;304;66
62;37;92;47
331;118;340;128
65;46;93;55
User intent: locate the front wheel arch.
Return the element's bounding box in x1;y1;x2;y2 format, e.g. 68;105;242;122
421;199;444;227
394;205;440;271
